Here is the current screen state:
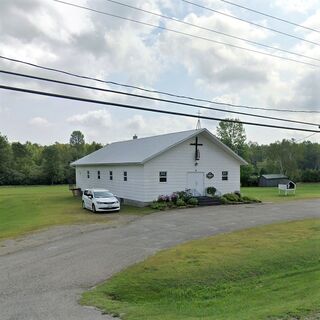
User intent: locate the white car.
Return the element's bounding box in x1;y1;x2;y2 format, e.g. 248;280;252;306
82;189;120;213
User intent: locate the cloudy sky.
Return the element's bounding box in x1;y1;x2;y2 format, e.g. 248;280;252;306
0;0;320;145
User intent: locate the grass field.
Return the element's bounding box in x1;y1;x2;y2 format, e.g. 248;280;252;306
0;185;154;241
82;219;320;320
241;183;320;202
0;183;319;241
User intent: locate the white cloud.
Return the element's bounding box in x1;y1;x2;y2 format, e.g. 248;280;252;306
272;0;319;13
123;114;198;137
67;109;112;128
66;111;198;143
158;9;273;92
0;0;165;87
29;117;50;127
0;105;9;114
294;10;320;48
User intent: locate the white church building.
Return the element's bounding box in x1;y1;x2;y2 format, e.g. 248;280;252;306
71;128;247;206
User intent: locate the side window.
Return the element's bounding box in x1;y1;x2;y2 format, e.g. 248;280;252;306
124;171;127;181
84;190;88;196
109;171;113;180
159;171;167;182
97;170;101;179
87;170;90;179
222;171;228;181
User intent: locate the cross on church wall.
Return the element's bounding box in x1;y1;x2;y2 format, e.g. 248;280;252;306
190;136;203;161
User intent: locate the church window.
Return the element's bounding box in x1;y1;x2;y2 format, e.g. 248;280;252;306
159;171;167;182
222;171;228;181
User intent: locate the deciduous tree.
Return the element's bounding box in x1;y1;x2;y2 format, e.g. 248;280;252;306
217;119;247;157
0;133;11;185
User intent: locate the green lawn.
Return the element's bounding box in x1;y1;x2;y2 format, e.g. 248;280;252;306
82;219;320;320
241;183;320;202
0;185;154;241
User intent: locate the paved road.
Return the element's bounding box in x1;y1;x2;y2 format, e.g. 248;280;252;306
1;200;320;320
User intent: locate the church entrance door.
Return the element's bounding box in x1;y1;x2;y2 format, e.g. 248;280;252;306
187;172;204;196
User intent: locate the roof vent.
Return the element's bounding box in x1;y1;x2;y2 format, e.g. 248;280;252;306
133;134;138;140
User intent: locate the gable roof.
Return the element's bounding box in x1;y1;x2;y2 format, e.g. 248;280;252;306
261;174;288;180
71;128;248;166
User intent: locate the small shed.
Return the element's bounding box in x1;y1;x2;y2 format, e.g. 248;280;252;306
278;181;296;195
259;174;289;187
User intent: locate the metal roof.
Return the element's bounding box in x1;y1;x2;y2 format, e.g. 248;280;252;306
71;128;248;166
261;174;288;179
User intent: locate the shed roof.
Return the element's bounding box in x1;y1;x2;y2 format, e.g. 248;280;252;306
71;128;247;166
261;174;288;180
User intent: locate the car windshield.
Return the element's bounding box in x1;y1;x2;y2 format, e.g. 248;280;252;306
93;191;114;198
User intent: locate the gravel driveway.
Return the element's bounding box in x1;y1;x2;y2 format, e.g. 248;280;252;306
1;199;320;320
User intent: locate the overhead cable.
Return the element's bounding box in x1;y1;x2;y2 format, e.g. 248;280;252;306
1;55;319;114
2;69;319;127
295;132;319;142
52;0;320;68
1;84;319;133
182;0;320;47
104;0;320;63
218;0;320;34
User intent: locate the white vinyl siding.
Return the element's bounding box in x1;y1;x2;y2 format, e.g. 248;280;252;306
76;165;145;201
143;135;240;201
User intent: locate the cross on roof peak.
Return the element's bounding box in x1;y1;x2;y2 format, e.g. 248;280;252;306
196;110;201;130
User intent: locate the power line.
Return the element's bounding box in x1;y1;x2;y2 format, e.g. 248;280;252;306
1;84;319;133
182;0;320;47
103;0;320;63
1;55;320;114
218;0;320;34
295;132;319;142
2;69;319;128
52;0;320;69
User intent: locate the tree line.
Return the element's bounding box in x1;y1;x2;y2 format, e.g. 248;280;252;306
217;119;320;186
0;131;102;185
0;122;319;186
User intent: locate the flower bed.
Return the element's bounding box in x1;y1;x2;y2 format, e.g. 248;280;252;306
150;190;199;210
150;190;261;210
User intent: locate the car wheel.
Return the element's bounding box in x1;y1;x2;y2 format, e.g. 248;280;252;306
92;204;96;213
82;201;86;209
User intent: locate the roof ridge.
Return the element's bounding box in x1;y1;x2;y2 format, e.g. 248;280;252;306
109;128;202;145
71;128;247;167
